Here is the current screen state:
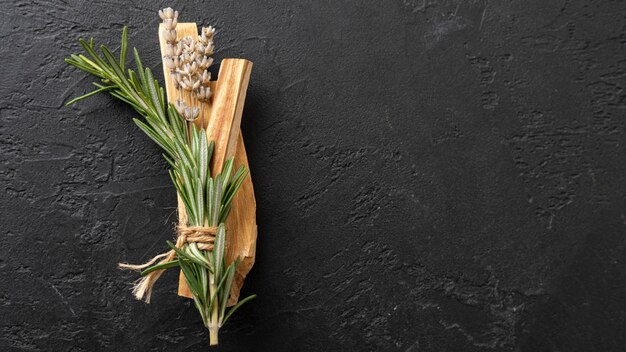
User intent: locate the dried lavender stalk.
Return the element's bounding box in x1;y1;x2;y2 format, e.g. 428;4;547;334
160;9;215;131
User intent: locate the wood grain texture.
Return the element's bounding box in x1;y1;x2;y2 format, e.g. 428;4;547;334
158;23;257;304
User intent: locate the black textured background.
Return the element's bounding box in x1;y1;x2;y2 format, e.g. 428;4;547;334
1;1;625;351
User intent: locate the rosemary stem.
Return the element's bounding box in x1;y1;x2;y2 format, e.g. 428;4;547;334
209;325;219;345
201;103;205;129
209;281;219;345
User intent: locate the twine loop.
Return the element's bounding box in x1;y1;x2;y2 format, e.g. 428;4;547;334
118;225;219;303
177;225;217;251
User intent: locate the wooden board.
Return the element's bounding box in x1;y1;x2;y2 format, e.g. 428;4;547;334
158;23;257;304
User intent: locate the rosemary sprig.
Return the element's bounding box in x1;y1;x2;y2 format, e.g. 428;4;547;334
65;26;255;345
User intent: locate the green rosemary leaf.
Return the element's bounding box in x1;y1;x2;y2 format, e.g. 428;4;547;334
207;262;235;313
218;203;232;224
198;258;209;300
174;140;194;169
100;45;126;78
163;154;177;169
178;166;198;223
100;44;149;111
187;254;208;303
222;294;257;326
170;171;195;219
79;38;114;77
127;70;142;94
133;48;149;96
109;90;140;111
144;68;167;124
206;178;214;226
220;159;234;190
120;26;128;71
159;86;166;110
64;57;101;76
222;165;247;205
188;243;211;268
132;118;165;145
189;127;197;157
167;105;186;141
213;224;226;280
140;259;180;276
194;295;208;325
65;85;114;106
178;254;202;298
207;141;215;171
166;241;212;272
212;176;223;225
132;118;174;156
77;54;104;75
219;260;238;323
220;166;248;222
199;131;208;183
146;121;175;150
196;175;204;225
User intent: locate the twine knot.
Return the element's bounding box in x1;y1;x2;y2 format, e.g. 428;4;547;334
118;225;219;303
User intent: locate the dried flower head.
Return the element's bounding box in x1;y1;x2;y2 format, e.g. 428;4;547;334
197;86;212;102
159;7;178;20
164;44;176;57
163;18;178;30
197;56;213;71
163;56;176;72
200;26;215;43
192;79;201;91
200;70;211;86
178;63;193;76
162;29;177;44
175;99;187;115
174;100;200;122
171;73;181;89
182;76;194;91
183;106;200;121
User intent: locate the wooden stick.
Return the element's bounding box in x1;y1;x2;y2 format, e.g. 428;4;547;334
158;23;258;303
224;133;257;305
206;59;253;173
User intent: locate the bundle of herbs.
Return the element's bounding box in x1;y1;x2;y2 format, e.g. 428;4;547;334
65;9;255;346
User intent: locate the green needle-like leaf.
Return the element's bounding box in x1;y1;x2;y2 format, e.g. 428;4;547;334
140;259;180;276
120;26;128;70
222;294;257;326
65;85;114;106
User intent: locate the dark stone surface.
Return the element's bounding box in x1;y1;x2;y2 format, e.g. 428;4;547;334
1;0;625;351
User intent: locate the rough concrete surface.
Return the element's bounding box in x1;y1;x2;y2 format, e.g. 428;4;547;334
1;1;625;351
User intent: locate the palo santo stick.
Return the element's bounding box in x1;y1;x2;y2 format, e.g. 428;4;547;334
225;133;257;305
158;23;257;303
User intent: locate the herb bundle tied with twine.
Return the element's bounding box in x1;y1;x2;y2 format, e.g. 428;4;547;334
65;7;255;346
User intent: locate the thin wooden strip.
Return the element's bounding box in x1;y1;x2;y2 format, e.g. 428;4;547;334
225;133;258;305
206;59;253;173
159;22;199;299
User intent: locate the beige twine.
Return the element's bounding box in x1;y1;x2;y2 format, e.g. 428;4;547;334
118;225;217;303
